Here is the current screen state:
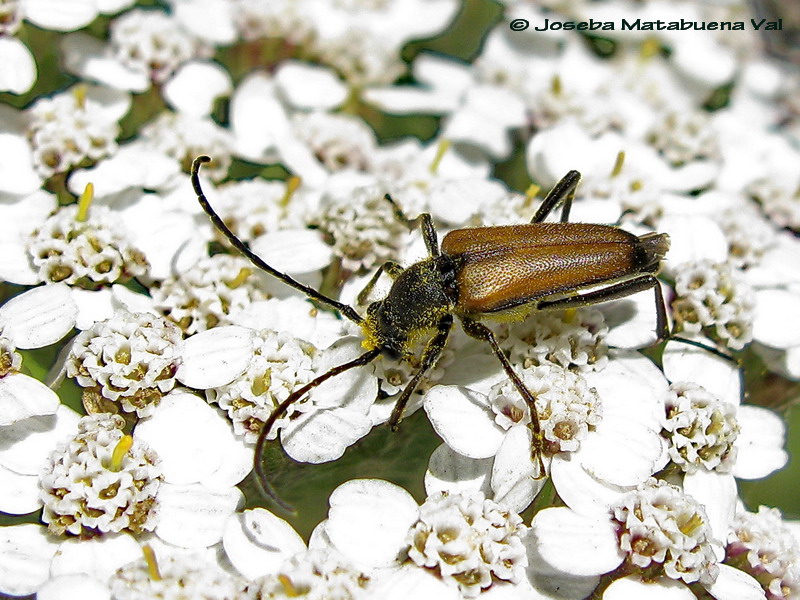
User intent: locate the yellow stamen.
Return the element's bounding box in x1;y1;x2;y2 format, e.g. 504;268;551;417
225;267;252;288
551;74;562;96
563;308;577;323
109;435;133;472
280;176;301;207
72;84;88;109
142;544;162;581
278;574;299;596
76;183;94;222
639;37;661;60
525;183;541;200
429;139;451;174
610;151;626;178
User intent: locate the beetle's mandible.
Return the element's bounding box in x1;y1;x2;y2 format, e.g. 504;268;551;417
191;155;670;512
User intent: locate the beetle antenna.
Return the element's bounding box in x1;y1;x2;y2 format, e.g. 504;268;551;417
191;156;363;325
253;347;382;513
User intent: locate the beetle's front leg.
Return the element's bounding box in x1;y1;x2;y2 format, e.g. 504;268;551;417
537;274;669;342
383;194;440;258
531;170;581;223
388;314;453;430
357;261;404;306
459;317;546;478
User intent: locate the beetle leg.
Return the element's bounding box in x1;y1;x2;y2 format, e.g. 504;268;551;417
459;317;547;478
537;274;669;342
254;347;382;513
384;194;440;258
357;261;404;306
388;314;453;430
531;170;581;224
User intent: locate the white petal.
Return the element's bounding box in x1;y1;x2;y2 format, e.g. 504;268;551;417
424;443;492;497
135;390;231;484
683;470;736;547
0;241;39;285
428;178;507;226
601;289;661;349
491;424;543;513
752;290;800;349
529;507;624;576
36;574;110;600
177;326;255;389
660;215;728;273
50;533;140;581
0;462;40;514
662;341;742;405
603;575;695;599
326;479;419;569
704;564;766;600
230;72;283;159
0;524;59;596
127;209;199;280
0;373;60;426
154;482;243;549
61;33;149;92
249;229;334;274
22;0;97;30
550;454;630;516
0;405;80;475
0;283;77;348
364;87;458;113
732;405;787;479
172;0;236;44
413;53;473;93
110;284;157;315
275;61;347;110
282;407;372;463
424;385;504;459
369;564;461;600
163;60;232;117
222;508;306;580
672;39;736;89
201;436;252;489
0;133;41;194
0;38;36;94
71;288;114;330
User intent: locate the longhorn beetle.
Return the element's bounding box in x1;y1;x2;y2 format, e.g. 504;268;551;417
191;155;671;512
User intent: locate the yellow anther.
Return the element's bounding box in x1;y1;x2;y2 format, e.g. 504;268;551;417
142;544;162;581
551;74;562;96
611;151;626;178
72;84;87;109
225;267;252;288
109;435;133;472
280;176;301;207
429;139;451;174
639;37;661;60
76;183;95;222
525;183;541;200
277;574;300;597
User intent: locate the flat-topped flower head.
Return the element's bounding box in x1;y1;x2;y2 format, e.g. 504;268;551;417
316;30;405;87
152;254;272;334
26;86;119;178
671;259;755;351
207;329;317;442
726;506;800;600
662;381;739;474
67;311;183;417
406;490;527;597
489;364;602;454
647;109;719;166
612;478;719;586
26;203;148;287
748;177;800;232
233;0;313;44
293;112;377;173
40;413;162;536
111;549;250;600
502;307;609;372
720;203;777;269
110;9;211;84
247;548;370;600
312;185;408;273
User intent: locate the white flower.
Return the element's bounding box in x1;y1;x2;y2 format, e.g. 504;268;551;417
40;413;162;536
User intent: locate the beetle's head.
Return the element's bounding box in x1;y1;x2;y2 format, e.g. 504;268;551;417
361;300;407;356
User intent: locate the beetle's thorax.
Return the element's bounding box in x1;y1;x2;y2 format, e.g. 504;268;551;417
361;255;457;355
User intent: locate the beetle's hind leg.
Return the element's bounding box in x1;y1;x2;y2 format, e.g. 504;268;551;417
459;317;547;478
531;170;581;223
383;194;440;258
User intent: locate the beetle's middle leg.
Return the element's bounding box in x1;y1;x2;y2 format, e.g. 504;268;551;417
357;260;404;306
388;314;453;430
537;274;669;342
459;316;547;478
383;194;440;258
531;170;581;223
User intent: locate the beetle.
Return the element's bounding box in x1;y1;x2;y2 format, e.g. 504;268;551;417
191;155;670;511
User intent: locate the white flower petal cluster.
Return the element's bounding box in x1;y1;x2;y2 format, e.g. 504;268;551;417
662;381;739;474
647;109;719;166
40;413;162;536
27;204;148;287
726;505;800;600
67;311;183;417
407;490;527;597
671;259;756;350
